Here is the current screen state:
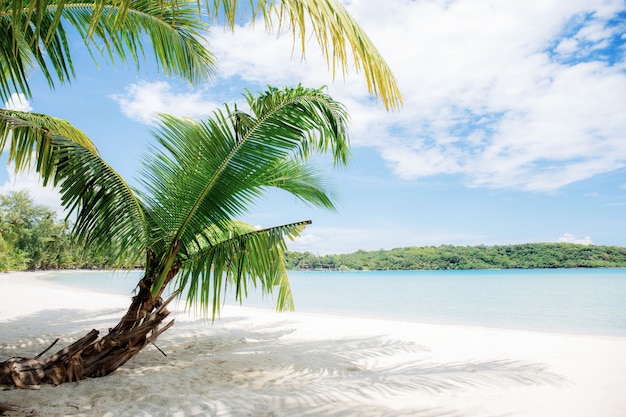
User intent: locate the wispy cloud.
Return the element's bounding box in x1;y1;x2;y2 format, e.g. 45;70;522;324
111;0;626;193
4;93;32;112
355;0;626;191
558;233;593;245
110;81;221;125
0;165;64;216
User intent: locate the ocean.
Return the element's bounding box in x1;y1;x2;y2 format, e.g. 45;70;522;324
46;268;626;336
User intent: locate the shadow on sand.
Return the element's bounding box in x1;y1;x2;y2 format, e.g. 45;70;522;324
1;308;566;417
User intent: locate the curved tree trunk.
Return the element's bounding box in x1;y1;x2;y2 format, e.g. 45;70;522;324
0;273;177;388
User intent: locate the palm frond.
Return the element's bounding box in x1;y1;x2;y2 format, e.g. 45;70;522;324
1;4;73;102
0;110;147;265
139;86;348;295
140;86;347;263
262;158;338;211
3;1;401;109
52;136;148;266
210;0;403;111
0;109;98;183
0;0;215;103
243;85;351;166
174;220;308;318
59;0;215;84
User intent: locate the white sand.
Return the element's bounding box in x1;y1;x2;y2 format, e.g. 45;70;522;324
1;271;626;417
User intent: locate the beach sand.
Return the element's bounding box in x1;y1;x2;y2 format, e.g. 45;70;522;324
1;271;625;417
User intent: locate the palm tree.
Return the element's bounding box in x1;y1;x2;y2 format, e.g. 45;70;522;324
0;84;349;387
0;0;401;388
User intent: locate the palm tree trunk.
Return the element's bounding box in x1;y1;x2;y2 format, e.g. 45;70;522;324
0;273;177;388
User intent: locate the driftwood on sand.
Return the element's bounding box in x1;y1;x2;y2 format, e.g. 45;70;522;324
0;286;176;389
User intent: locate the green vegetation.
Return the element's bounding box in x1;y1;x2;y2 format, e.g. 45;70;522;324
6;189;625;274
0;190;113;271
285;244;626;271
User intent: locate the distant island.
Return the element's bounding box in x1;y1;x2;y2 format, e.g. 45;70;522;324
285;243;626;271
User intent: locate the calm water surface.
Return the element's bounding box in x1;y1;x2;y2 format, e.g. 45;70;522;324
46;268;626;336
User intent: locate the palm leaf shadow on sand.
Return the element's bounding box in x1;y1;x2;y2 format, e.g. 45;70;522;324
1;309;566;417
127;316;565;416
0;308;128;353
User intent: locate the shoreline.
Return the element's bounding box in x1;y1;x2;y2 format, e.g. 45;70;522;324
4;270;625;338
22;268;626;338
2;271;626;416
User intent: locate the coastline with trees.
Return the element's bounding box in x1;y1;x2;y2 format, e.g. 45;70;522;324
285;243;626;271
3;190;625;273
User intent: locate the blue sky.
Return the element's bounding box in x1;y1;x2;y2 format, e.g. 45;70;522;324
2;0;626;254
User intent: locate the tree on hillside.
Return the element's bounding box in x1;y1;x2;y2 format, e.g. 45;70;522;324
0;0;401;388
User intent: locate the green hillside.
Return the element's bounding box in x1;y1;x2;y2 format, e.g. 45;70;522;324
285;243;626;271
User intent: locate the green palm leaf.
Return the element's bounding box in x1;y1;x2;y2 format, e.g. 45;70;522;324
0;109;98;183
52;136;147;266
140;85;348;296
212;0;403;110
2;0;401;110
174;220;308;318
0;110;147;265
0;0;216;103
59;0;215;84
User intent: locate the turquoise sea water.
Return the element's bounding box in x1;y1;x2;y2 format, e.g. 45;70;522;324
46;268;626;336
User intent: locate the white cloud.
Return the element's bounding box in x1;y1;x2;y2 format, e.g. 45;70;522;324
556;38;580;55
105;0;626;193
288;232;322;251
558;233;593;245
111;81;221;125
0;165;65;216
202;0;626;192
3;93;32;112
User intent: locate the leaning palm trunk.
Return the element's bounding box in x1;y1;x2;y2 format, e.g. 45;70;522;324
0;273;177;387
